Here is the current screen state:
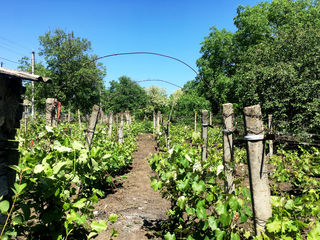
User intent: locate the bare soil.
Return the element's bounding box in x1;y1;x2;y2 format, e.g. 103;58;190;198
93;133;170;240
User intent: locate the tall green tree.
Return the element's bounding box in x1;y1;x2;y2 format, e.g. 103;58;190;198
197;0;320;133
170;81;210;121
196;27;236;113
144;86;169;116
21;28;106;114
108;76;148;116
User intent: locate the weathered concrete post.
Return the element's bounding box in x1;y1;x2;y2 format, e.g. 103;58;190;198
108;111;113;140
85;105;100;149
24;110;28;133
118;113;124;144
209;111;212;126
129;112;132;125
116;114;119;128
23;100;30;133
156;111;161;135
125;111;130;125
201;110;208;162
243;105;272;235
125;111;131;129
222;103;235;194
46;98;57;127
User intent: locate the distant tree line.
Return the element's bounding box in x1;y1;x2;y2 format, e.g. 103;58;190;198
20;28;209;120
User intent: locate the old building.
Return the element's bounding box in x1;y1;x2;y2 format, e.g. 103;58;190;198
0;67;51;220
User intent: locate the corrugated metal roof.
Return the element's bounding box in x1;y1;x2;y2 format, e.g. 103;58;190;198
0;67;51;83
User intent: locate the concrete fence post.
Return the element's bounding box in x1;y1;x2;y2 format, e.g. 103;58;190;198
46;98;57;127
118;113;124;143
108;111;113;140
222;103;235;194
156;111;161;135
201;110;208;162
243;104;272;235
85;105;100;149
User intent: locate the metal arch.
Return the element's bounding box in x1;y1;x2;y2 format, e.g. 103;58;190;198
135;79;183;89
93;51;199;76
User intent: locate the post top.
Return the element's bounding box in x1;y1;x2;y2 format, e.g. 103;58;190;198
243;104;262;116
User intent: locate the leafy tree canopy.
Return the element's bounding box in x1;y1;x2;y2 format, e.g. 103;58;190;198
144;85;169;116
108;76;148;116
20;28;106;114
170;81;210;122
197;0;320;133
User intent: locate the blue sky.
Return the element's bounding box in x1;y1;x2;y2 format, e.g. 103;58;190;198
1;0;263;94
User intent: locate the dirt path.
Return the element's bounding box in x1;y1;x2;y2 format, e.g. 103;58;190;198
93;133;170;240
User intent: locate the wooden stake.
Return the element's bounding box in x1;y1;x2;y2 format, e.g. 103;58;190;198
167;121;170;148
243;105;272;235
78;109;82;129
222;103;235;193
194;111;197;132
24;109;28;133
85;105;100;149
31;51;35;118
153;112;156;133
268;114;273;157
201;110;208;162
108;111;113;140
209;111;212;126
67;108;71;123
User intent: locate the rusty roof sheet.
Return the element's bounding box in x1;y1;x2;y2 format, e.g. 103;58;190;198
0;67;51;83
